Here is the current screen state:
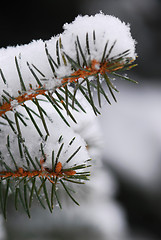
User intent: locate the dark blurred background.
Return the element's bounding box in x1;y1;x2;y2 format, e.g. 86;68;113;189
1;1;161;240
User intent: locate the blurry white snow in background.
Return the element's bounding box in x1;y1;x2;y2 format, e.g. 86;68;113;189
99;79;161;191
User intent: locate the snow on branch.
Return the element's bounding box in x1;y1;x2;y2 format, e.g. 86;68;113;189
0;12;137;116
0;13;137;217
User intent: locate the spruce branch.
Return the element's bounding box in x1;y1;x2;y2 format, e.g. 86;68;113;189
0;35;137;119
0;13;137;217
0;137;91;218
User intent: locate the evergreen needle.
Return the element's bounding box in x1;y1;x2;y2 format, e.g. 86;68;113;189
60;180;80;206
15;56;26;92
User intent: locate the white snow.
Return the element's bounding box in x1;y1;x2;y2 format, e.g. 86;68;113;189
0;12;136;172
0;93;91;171
62;12;136;62
0;15;137;238
99;81;161;190
0;12;136;104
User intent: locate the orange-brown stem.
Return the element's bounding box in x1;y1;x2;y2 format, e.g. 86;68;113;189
0;88;46;117
61;59;125;84
0;161;76;184
0;59;132;117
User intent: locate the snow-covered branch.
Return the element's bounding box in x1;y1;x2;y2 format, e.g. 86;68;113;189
0;12;137;217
